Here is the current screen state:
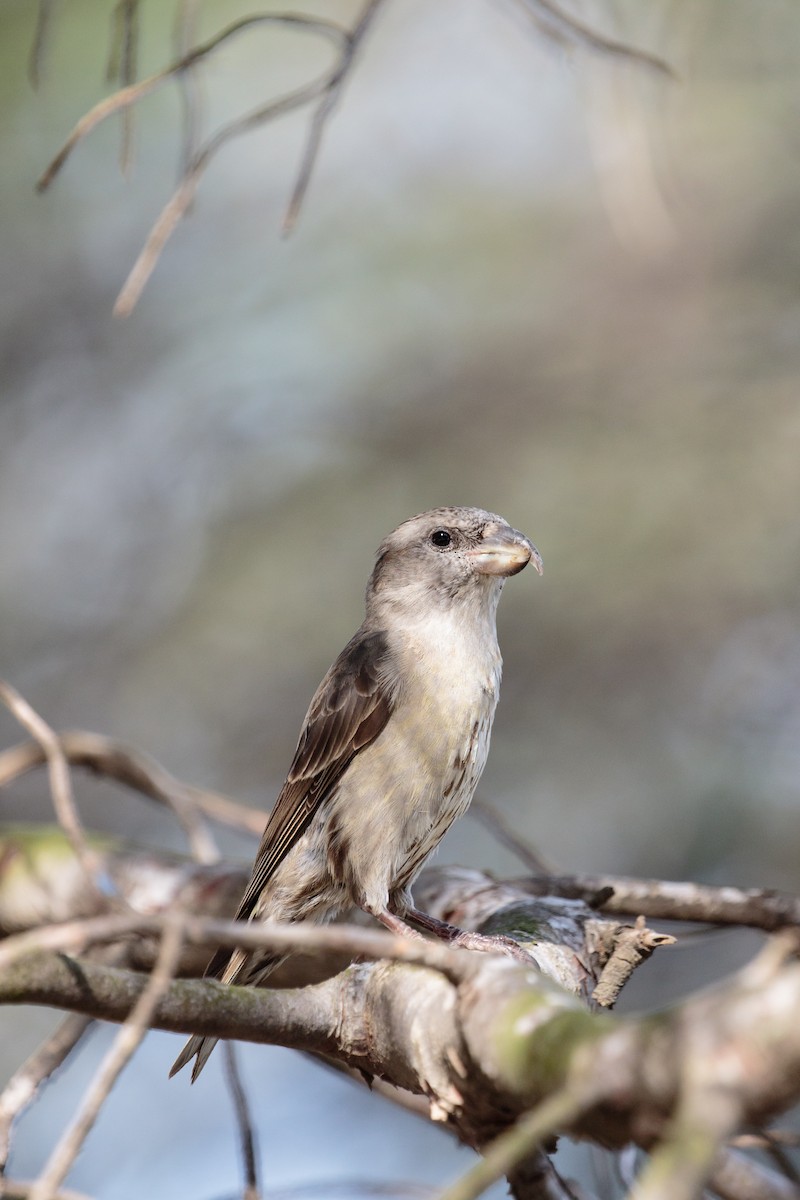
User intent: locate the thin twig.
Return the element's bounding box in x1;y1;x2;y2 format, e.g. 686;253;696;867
28;0;57;89
437;1090;589;1200
114;0;141;176
27;914;185;1200
112;69;337;316
0;1014;93;1173
507;1149;587;1200
223;1043;261;1200
37;14;347;192
515;0;675;78
282;0;385;234
0;730;252;847
711;1147;800;1200
112;172;202;315
470;796;553;875
35;7;369;313
732;1130;800;1150
0;683;113;905
173;0;203;182
0;910;473;982
629;1093;743;1200
759;1128;800;1188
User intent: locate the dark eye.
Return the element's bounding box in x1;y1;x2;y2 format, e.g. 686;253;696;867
430;528;452;548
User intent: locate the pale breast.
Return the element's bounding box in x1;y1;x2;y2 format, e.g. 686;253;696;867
331;606;503;910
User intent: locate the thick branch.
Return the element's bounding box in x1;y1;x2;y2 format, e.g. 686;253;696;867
519;874;800;932
4;935;800;1173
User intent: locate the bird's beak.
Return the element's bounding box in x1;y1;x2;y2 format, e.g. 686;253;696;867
468;527;543;578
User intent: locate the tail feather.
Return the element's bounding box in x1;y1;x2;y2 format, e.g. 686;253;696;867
169;947;284;1082
169;1033;219;1082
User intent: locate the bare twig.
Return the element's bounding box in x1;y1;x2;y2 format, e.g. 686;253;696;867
34;7;379;313
27;914;185;1200
732;1130;800;1150
470;796;553;875
36;14;347;192
0;1014;93;1173
0;910;471;982
592;916;675;1008
629;1090;742;1200
437;1090;590;1200
223;1043;261;1200
30;0;680;316
759;1128;800;1189
507;1150;589;1200
111;70;337;316
711;1148;800;1200
106;0;141;175
173;0;203;180
28;0;57;89
282;0;385;234
0;730;257;847
514;0;675;77
0;683;113;905
1;1181;91;1200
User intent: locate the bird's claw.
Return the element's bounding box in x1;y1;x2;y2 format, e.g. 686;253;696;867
450;929;535;966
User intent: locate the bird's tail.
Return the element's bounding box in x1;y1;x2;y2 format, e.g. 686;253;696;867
169;945;284;1082
169;1032;218;1082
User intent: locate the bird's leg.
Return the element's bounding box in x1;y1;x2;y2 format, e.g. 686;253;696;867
373;908;429;941
390;905;535;967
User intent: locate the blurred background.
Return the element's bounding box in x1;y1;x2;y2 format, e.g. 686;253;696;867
2;0;799;1195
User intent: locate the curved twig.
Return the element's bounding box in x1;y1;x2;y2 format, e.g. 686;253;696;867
0;910;470;982
282;0;385;234
0;730;262;843
112;70;336;316
0;683;113;905
0;1014;93;1174
27;915;185;1200
36;13;348;192
515;0;675;78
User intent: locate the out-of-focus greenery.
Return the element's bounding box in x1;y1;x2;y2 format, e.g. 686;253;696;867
2;1;800;1193
3;0;798;880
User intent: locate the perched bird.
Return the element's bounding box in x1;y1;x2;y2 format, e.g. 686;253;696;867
171;506;541;1081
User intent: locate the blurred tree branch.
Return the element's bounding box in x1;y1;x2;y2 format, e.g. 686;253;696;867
30;0;672;315
3;694;800;1199
3;896;800;1200
3;819;800;1200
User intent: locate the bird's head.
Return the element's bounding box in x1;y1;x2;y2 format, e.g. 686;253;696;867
366;506;541;620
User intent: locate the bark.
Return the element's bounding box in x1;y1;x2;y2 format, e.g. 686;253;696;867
3;825;800;1200
3;933;800;1169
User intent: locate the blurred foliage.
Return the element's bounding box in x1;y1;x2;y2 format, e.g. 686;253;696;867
1;0;799;878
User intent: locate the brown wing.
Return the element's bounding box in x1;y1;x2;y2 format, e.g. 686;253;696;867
205;628;394;980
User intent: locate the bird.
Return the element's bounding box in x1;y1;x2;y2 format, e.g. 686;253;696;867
171;506;542;1081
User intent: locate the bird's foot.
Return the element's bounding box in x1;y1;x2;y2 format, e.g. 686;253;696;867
400;906;534;967
447;928;535;966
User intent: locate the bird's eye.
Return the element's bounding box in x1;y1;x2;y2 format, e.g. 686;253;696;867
430;529;452;548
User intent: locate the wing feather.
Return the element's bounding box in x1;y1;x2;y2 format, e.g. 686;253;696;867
225;627;394;934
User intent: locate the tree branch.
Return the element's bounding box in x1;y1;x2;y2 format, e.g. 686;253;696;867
3;931;800;1193
518;873;800;932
